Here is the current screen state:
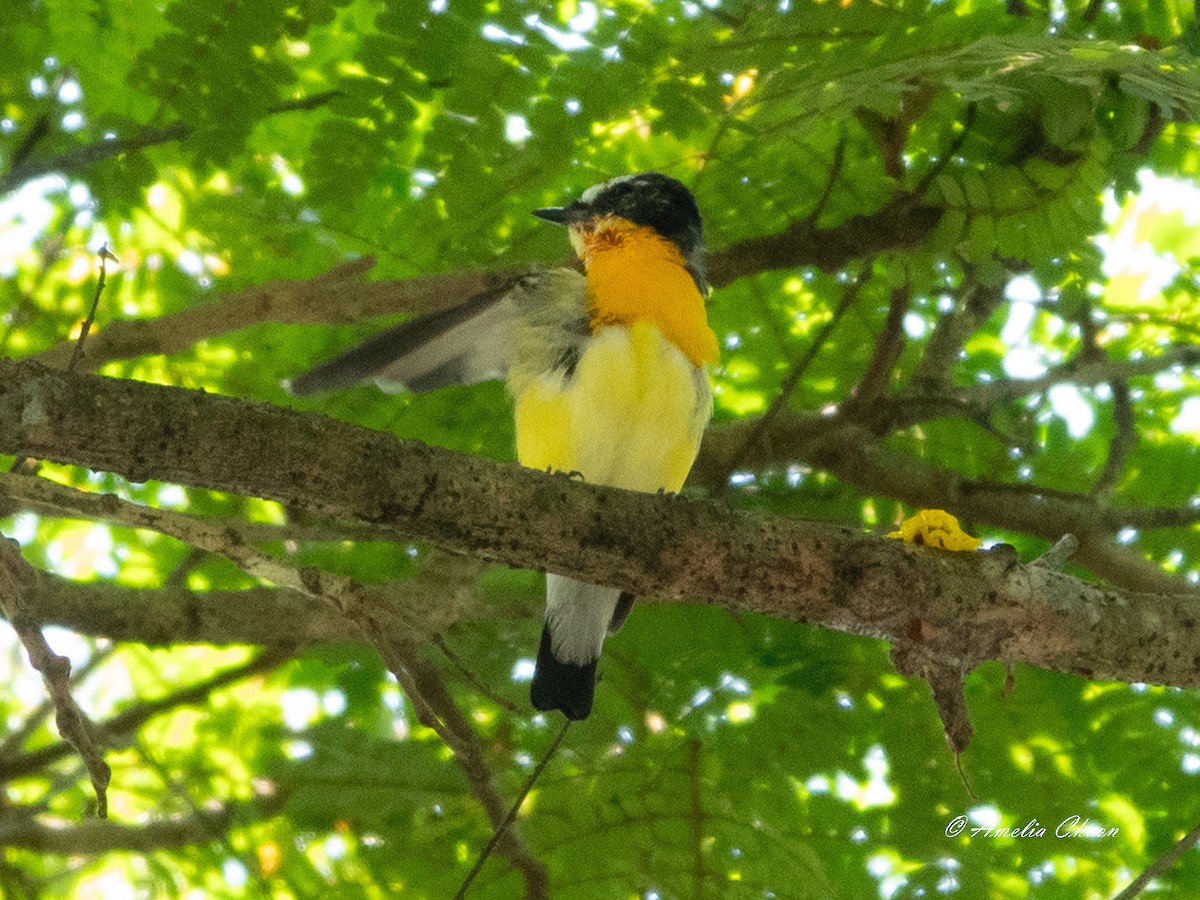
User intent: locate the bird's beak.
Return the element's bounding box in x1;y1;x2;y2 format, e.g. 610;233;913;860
532;201;588;225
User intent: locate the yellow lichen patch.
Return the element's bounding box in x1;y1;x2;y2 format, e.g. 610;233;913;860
888;509;982;551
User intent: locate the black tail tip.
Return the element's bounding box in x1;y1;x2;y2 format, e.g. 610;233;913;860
530;625;597;720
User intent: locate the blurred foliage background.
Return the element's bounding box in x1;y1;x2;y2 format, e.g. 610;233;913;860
2;0;1200;896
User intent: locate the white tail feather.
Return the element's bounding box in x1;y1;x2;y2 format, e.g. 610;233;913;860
544;575;622;666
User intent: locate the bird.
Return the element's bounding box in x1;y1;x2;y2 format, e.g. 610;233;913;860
290;172;719;720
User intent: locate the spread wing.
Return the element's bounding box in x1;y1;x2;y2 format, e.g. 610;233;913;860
288;281;518;396
289;270;589;397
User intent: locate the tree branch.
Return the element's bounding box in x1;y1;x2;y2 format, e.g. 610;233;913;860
0;359;1197;696
970;343;1200;406
707;195;942;286
28;196;950;373
32;258;513;374
0;647;290;784
695;410;1195;593
0;803;261;853
0;539;110;817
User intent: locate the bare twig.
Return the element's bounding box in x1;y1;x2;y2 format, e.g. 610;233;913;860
366;634;549;899
806;132;847;224
0;539;111;817
910;273;1007;389
845;283;910;409
0;643;114;762
67;245;118;373
453;719;569;900
1030;534;1079;571
1112;817;1200;899
434;633;521;714
972;344;1200;405
0;646;290;784
0;92;342;196
713;272;866;489
1092;380;1135;502
0;801;280;853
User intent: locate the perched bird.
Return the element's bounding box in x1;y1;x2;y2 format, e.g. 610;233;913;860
291;172;719;720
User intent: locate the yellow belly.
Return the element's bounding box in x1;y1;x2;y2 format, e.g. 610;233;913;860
514;320;711;492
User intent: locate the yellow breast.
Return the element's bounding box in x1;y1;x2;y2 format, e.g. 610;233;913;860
514;321;712;492
579;220;719;368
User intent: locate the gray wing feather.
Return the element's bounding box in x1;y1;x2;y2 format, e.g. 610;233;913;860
288;282;517;396
289;269;589;397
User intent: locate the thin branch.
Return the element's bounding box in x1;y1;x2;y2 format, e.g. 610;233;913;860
0;643;114;762
971;344;1200;405
805;132;847;224
910;273;1007;390
707;195;942;286
366;634;548;899
0;802;277;853
1030;534;1079;571
67;245;117;373
0;468;409;553
0;647;290;784
845;283;910;410
1112;817;1200;899
9;115;52;171
32;257;512;374
452;719;569;900
1092;380;1135;502
0;539;110;817
434;634;522;714
713;272;866;489
912;102;977;199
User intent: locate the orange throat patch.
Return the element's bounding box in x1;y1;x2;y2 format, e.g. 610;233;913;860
576;218;719;367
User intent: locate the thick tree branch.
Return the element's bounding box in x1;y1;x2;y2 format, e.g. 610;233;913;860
707;195;942;286
0;359;1197;693
695;411;1194;593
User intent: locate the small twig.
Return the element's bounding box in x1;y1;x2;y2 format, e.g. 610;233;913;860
1092;380;1134;502
1112;817;1200;899
845;283;910;410
68;244;117;373
0;92;342;196
434;634;521;714
0;539;111;817
0;646;290;783
971;344;1200;406
713;271;867;490
453;719;570;900
1030;534;1079;571
805;132;847;225
912;103;977;199
0;642;114;761
10;115;51;170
